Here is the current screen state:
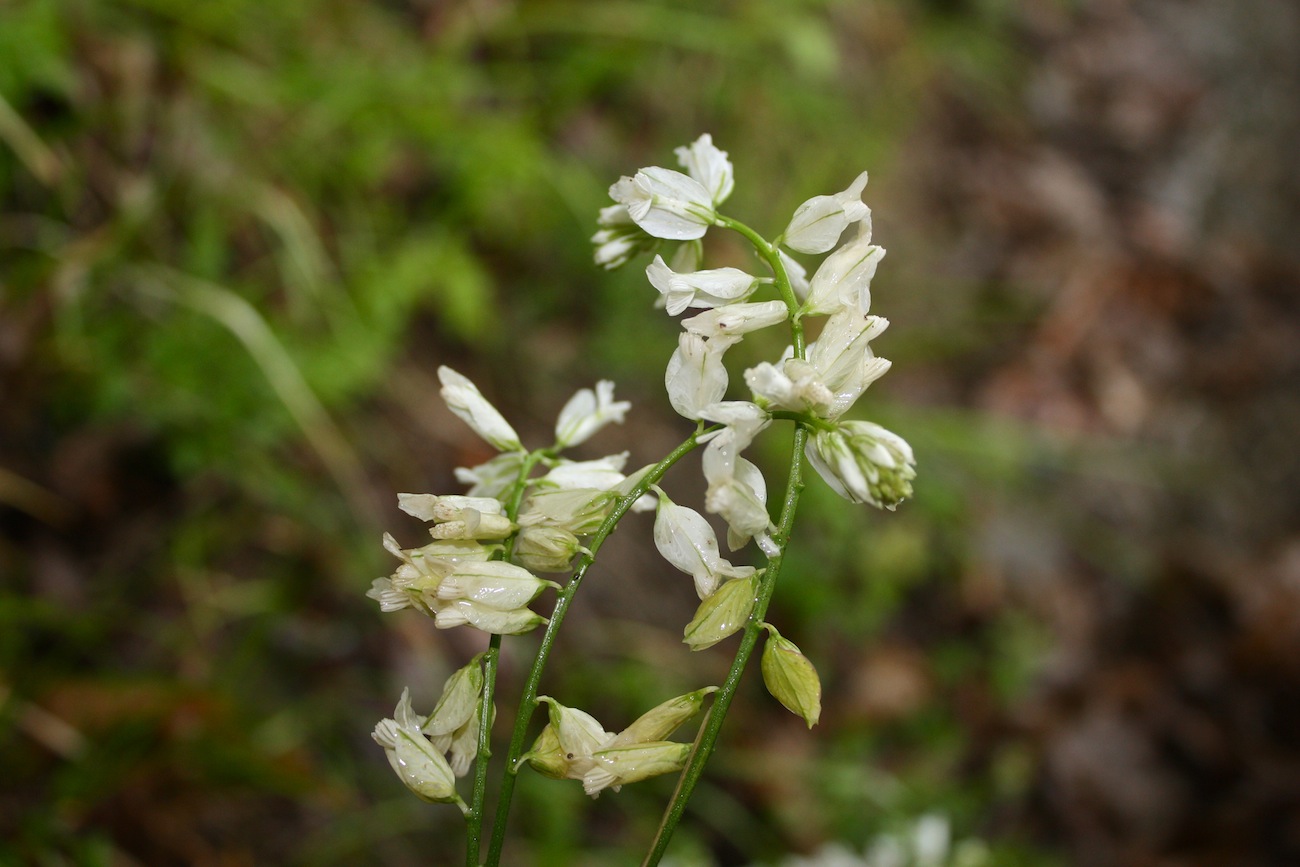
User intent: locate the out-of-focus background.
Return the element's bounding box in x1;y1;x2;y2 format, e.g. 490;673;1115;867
3;0;1299;864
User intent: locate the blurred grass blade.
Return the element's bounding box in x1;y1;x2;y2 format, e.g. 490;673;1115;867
0;92;64;186
129;264;375;524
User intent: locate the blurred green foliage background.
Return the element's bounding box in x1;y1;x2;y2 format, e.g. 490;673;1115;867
4;0;1299;864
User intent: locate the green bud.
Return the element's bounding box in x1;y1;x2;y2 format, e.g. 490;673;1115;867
521;723;570;779
609;686;718;748
422;653;485;738
683;574;758;651
517;488;617;535
583;742;692;797
760;624;822;728
513;525;586;573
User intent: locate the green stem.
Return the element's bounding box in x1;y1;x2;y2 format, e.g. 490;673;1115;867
715;215;805;358
641;220;811;864
465;449;548;866
483;431;714;866
642;424;808;866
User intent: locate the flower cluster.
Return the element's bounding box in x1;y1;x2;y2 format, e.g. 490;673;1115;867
367;136;920;844
598;135;914;524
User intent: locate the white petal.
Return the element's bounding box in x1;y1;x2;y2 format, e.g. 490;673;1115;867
674;133;734;205
682;300;788;338
665;332;737;420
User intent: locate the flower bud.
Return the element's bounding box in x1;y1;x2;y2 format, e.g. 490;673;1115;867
683;573;759;651
805;421;916;509
513;525;586;573
438;366;522;453
760;625;822;728
583;742;692;797
517;487;617;535
608;686;718;748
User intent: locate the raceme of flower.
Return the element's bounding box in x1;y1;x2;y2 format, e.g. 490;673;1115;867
367;136;919;867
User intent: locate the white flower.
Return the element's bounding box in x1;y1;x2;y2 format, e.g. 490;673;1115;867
646;255;757;316
782;170;870;254
435;560;557;610
682;300;788;338
805;420;916;509
803;217;885;316
539;453;628;491
454;451;525;499
652;489;756;599
745;311;891;421
434;600;547;635
665;331;740;421
372;689;460;804
674;134;734;206
554;380;631;448
805;309;892;419
438;366;522;452
591;204;658;270
696;401;774;551
609;167;717;241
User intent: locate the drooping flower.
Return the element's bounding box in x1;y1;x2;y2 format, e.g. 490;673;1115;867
682;300;789;339
665;331;740;421
372;689;461;806
538;453;629;492
652;488;755;599
438;366;522;453
453;451;525;499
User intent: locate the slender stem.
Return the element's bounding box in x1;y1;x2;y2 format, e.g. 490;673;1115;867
642;424;808;866
642;219;811;864
465;449;548;866
484;431;713;866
